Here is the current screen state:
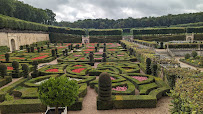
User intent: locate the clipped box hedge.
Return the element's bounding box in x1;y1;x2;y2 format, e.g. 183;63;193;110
89;29;122;35
24;75;58;87
0;76;12;88
113;95;157;109
0;99;46;114
89;35;122;43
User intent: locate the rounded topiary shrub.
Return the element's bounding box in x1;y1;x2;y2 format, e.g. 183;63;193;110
0;64;7;78
98;72;112;101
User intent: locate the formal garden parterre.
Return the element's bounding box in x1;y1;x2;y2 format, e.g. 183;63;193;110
0;41;202;114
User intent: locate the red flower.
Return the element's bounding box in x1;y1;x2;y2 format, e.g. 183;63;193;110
74;65;83;67
40;53;49;55
85;52;89;53
72;68;86;73
80;58;85;60
110;77;115;80
13;57;25;60
94;58;102;60
31;55;49;60
131;76;148;82
74;55;81;57
7;67;13;70
88;47;95;49
0;59;5;61
117;55;124;57
57;47;65;49
46;69;59;72
84;49;94;51
112;86;127;91
108;49;115;51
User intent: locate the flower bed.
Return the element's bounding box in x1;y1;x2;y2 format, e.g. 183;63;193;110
74;55;82;57
108;49;116;51
45;69;59;72
112;86;127;91
94;58;102;60
84;49;94;51
110;77;116;80
31;55;49;60
72;68;86;73
117;55;124;57
7;67;13;70
131;76;148;82
74;65;83;67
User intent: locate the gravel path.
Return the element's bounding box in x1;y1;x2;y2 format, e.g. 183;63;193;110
69;87;171;114
0;77;23;90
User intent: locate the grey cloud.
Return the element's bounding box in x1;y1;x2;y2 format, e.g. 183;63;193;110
19;0;203;22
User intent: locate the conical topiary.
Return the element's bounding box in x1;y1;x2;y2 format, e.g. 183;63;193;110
102;53;107;58
51;49;55;57
31;61;39;78
146;58;152;75
152;64;158;76
12;61;20;78
41;47;44;52
31;47;34;53
37;47;40;53
5;53;10;62
95;47;98;52
0;64;7;78
65;49;68;56
98;72;112;101
22;64;29;78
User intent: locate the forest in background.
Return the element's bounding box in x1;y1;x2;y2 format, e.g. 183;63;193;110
1;0;203;29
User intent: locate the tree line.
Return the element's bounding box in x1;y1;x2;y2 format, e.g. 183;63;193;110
54;12;203;29
0;0;56;25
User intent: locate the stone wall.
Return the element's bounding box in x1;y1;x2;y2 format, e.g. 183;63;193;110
0;32;49;51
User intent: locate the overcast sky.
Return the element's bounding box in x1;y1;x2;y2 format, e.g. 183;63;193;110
19;0;203;22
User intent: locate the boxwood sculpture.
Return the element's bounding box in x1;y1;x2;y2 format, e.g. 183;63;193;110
0;64;7;78
97;72;112;110
146;58;152;75
152;64;158;76
31;47;34;53
95;47;98;52
12;61;20;78
22;64;29;78
37;47;40;53
65;49;68;56
98;72;112;101
31;61;39;78
27;47;31;53
5;53;10;62
51;49;55;57
41;47;44;52
89;53;94;66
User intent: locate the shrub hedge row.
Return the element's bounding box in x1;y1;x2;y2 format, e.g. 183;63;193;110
49;33;82;43
133;28;185;35
48;27;85;35
134;34;186;42
0;14;48;31
89;29;122;35
167;43;201;48
0;76;12;88
133;27;203;35
89;35;122;43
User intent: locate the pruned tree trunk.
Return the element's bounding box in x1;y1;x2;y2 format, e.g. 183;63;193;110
55;105;58;114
